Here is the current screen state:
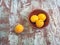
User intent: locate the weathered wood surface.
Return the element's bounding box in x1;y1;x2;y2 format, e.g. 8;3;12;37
0;0;60;45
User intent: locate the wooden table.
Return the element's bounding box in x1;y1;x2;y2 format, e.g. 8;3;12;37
0;0;60;45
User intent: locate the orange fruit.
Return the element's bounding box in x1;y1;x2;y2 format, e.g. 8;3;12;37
14;24;24;34
30;15;38;22
38;13;46;21
36;20;44;28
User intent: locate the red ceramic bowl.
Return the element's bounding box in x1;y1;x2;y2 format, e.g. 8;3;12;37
28;9;49;29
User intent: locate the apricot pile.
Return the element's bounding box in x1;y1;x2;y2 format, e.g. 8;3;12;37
30;13;46;28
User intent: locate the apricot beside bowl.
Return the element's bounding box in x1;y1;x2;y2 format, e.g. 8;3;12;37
28;9;50;29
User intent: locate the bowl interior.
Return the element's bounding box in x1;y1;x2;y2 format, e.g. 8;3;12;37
28;9;49;29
